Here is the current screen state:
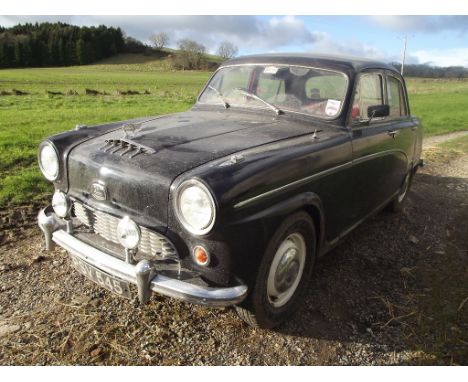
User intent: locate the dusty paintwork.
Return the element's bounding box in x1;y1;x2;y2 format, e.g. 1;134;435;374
38;54;423;326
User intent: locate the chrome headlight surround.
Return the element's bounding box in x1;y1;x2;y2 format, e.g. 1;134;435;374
174;179;216;236
38;141;59;181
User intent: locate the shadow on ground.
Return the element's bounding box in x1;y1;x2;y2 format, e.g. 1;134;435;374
278;171;468;365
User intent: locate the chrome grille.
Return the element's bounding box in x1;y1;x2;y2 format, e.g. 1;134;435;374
72;201;177;259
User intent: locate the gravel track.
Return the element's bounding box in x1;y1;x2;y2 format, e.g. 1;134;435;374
1;134;467;365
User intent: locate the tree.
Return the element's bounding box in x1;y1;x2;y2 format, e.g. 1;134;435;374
150;32;169;49
217;41;238;60
175;38;206;70
123;36;147;54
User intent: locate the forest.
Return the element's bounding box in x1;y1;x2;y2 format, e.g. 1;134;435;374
0;22;125;67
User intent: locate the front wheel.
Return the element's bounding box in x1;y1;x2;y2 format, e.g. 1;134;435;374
235;211;316;328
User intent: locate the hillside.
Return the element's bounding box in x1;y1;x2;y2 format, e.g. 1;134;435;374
90;52;223;72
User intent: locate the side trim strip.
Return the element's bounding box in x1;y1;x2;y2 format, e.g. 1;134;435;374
233;149;407;209
352;149;407;165
234;161;352;209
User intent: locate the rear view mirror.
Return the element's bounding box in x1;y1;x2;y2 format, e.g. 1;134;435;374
367;104;389;118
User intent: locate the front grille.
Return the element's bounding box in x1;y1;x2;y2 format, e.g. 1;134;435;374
72;201;177;259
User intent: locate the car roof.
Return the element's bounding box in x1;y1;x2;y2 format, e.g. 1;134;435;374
222;53;399;74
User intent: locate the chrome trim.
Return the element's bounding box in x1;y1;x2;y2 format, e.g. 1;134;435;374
173;178;217;236
234;161;353;209
72;200;178;260
100;138;156;158
352;149;407;165
90;182;108;201
234;149;409;209
52;229;248;307
135;259;156;304
38;206;58;250
38;141;59;181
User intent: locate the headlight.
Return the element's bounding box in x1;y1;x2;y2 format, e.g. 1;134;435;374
38;142;59;181
117;216;141;249
52;191;70;218
175;179;216;235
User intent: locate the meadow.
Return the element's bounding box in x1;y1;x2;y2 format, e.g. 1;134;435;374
0;55;467;207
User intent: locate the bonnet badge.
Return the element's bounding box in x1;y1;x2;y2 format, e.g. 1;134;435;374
91;183;108;201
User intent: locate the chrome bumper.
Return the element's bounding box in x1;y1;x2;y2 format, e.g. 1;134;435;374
38;207;248;307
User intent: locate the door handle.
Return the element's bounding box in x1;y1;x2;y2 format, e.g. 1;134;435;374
387;130;399;138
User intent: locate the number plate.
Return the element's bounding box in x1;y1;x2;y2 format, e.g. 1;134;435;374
69;254;132;299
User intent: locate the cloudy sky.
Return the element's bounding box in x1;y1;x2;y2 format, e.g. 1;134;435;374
1;15;467;67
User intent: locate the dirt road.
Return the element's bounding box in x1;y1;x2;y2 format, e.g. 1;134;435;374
1;134;467;365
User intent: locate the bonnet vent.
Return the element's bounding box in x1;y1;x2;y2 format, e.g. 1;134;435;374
100;138;156;158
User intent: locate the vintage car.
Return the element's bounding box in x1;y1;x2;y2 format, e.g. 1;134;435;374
38;53;423;328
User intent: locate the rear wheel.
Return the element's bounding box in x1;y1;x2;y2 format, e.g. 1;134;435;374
387;171;412;212
235;211;316;328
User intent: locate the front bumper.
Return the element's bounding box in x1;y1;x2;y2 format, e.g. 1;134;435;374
38;207;248;307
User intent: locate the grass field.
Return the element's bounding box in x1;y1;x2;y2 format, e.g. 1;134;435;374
0;55;467;207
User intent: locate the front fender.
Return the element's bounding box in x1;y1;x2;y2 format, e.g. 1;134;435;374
230;191;326;254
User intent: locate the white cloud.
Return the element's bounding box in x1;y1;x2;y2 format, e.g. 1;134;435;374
0;15;321;54
412;48;468;67
1;15;467;67
311;33;388;60
370;16;468;34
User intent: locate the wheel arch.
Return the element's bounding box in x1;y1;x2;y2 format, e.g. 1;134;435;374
232;191;326;255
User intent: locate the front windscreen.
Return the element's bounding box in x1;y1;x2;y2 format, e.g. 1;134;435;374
198;64;348;119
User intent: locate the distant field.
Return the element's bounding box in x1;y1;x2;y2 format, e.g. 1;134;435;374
407;77;468;136
0;61;211;207
0;57;467;207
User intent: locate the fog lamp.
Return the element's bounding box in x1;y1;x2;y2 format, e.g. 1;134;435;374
117;216;141;250
52;191;70;218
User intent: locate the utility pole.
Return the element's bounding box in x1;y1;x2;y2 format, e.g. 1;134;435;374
401;35;407;76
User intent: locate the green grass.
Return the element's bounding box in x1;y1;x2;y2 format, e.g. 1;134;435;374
0;58;211;207
0;59;467;207
407;78;468;136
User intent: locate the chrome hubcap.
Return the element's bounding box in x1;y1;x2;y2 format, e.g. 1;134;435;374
267;233;306;308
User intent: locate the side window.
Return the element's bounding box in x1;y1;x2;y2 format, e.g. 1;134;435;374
387;76;407;118
351;73;383;121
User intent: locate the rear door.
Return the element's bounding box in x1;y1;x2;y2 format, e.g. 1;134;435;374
347;70;408;222
385;72;417;172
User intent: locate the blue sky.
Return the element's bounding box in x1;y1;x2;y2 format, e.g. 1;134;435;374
1;15;467;67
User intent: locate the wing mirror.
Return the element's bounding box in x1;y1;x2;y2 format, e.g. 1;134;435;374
367;104;389;119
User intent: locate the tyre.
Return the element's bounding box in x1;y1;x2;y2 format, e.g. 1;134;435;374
387;171;413;213
235;211;316;328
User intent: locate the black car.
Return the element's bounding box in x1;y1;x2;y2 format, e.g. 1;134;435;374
38;53;423;328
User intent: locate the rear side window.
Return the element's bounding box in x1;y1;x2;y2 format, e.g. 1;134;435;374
387;76;408;118
351;73;384;120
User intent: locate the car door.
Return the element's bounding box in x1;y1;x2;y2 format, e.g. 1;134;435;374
347;70;409;223
384;72;417;172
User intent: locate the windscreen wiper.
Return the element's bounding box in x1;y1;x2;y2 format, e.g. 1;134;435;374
232;87;283;115
207;85;230;109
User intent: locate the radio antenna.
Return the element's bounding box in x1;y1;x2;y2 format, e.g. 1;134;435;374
401;35;407;76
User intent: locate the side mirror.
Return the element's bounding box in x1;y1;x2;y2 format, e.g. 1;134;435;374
367;104;389;119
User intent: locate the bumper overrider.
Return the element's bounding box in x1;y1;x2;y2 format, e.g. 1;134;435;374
38;206;248;307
